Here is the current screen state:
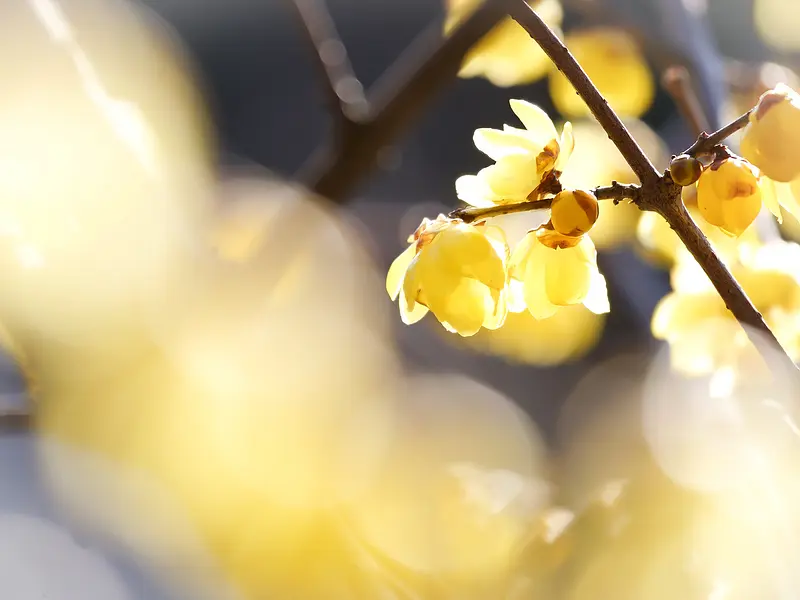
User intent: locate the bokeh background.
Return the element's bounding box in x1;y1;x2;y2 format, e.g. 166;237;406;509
2;0;800;598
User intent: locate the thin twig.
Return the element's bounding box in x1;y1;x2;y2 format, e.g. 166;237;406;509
300;0;509;203
504;0;660;186
685;109;753;156
662;65;711;137
0;411;31;435
504;0;796;373
287;0;369;128
451;182;640;223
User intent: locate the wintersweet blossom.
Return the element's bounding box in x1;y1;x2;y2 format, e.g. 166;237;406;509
508;226;609;320
386;216;509;336
456;100;574;208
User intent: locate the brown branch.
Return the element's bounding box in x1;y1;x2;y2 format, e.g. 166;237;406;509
299;0;509;203
504;0;660;186
0;411;32;435
503;0;796;374
656;199;798;374
451;182;640;223
662;65;711;137
685;109;753;156
287;0;369;129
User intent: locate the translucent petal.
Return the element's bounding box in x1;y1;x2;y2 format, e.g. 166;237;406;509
775;179;800;221
482;155;542;201
554;122;574;172
583;270;610;315
455;174;497;208
433;227;507;289
509;99;558;145
761;177;784;222
386;243;417;300
473;128;540;161
399;289;429;325
435;277;489;337
522;239;559;320
506;278;528;313
509;231;538;279
544;245;593;306
402;253;424;310
482;287;508;330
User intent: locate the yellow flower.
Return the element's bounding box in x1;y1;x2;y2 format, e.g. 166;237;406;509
509;227;609;320
653;238;800;376
444;0;563;87
549;28;654;119
741;84;800;183
456;99;574;207
696;157;763;237
386;216;509;336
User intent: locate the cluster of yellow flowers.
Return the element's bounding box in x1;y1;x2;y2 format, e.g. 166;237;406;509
647;85;800;378
387;100;609;337
444;0;654;120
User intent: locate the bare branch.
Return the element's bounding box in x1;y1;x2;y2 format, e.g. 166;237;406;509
451;182;640;223
0;411;32;435
299;0;509;203
662;65;711;138
685;109;753;156
504;0;660;186
287;0;369;130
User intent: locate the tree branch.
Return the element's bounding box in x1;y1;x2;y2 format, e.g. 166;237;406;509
298;0;510;203
287;0;369;130
503;0;660;186
662;65;711;138
684;109;753;156
503;0;796;374
451;182;640;223
0;411;31;435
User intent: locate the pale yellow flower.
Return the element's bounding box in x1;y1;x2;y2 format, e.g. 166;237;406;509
444;0;563;87
696;157;763;237
386;216;509;336
508;228;609;320
456;99;574;208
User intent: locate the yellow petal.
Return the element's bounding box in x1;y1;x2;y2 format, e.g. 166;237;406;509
481;155;542;201
455;174;497;208
482;287;508;330
521;238;559;320
554;121;574;172
402;252;424;309
544;245;593;306
583;270;610;315
435;277;489;337
473;128;539;161
761;177;784;222
509;231;538;279
509;99;558;145
386;243;417;300
399;289;428;325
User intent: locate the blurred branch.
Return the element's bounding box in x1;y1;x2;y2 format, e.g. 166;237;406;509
287;0;369;131
662;65;711;137
0;411;31;435
297;0;509;203
505;0;798;376
451;182;640;223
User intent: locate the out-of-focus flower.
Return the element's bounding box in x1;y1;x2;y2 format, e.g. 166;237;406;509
462;305;605;366
754;0;800;52
509;226;608;320
549;28;654;119
652;238;800;376
444;0;563;87
456;99;573;207
387;215;509;336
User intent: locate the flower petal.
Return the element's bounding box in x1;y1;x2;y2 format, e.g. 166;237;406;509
455;174;497;208
386;243;417;300
583;270;610;315
473;128;539;161
509;99;558;145
399;289;429;324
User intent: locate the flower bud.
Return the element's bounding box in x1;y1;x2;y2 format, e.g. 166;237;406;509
550;190;599;237
741;84;800;182
696;157;762;237
669;154;703;187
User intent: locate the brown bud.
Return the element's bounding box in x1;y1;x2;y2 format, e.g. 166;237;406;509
669;154;704;186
